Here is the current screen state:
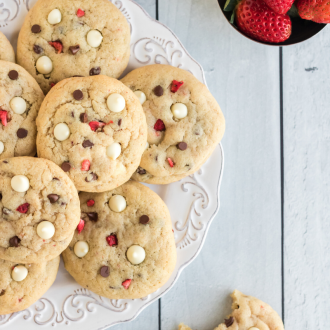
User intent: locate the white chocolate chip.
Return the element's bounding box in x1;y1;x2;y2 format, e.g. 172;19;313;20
12;265;28;282
134;91;146;105
37;221;55;239
74;241;89;258
106;142;121;160
11;175;30;192
10;97;27;114
54;123;70;141
48;9;62;24
126;245;146;265
109;195;126;212
36;56;53;74
145;142;149;150
107;93;125;112
171;103;188;119
0;141;4;154
87;30;103;48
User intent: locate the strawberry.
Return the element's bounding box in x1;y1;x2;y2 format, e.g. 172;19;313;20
154;119;165;131
77;219;85;234
89;121;105;132
77;9;85;17
235;0;292;43
0;110;8;126
122;279;131;289
16;203;29;214
261;0;294;14
48;40;63;54
106;235;117;247
296;0;330;23
81;159;90;171
86;199;95;207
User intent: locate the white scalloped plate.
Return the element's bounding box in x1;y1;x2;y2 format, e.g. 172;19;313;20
0;0;224;328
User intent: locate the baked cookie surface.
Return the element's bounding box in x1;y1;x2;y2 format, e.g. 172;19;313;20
0;61;44;159
0;32;15;63
62;181;177;299
17;0;130;94
0;157;80;263
121;64;225;184
0;256;60;315
36;76;147;192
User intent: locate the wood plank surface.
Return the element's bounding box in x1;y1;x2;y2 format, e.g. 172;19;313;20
283;29;330;330
158;0;282;329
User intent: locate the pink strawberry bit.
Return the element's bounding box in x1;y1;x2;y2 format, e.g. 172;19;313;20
81;159;90;171
87;199;95;207
89;121;105;132
171;80;184;93
0;110;8;126
122;279;131;289
16;203;29;214
106;234;117;247
77;219;85;234
154;119;165;132
48;40;63;54
167;158;174;167
77;8;85;17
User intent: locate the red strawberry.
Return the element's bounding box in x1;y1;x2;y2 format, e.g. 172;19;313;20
235;0;292;43
167;158;174;167
171;80;184;93
48;40;63;54
81;159;90;171
89;121;105;132
16;203;29;214
0;110;8;126
87;199;95;207
77;9;85;17
154;119;165;131
106;235;117;246
77;219;85;234
262;0;294;14
296;0;330;23
122;279;131;289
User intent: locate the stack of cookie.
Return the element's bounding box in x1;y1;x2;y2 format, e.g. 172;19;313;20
0;0;225;315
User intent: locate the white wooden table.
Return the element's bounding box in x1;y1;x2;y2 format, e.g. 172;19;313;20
112;1;330;329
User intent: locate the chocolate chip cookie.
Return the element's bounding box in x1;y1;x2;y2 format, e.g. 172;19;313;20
121;64;225;184
0;61;44;160
36;76;147;192
0;256;60;314
0;157;80;263
0;32;15;63
62;181;177;299
17;0;130;94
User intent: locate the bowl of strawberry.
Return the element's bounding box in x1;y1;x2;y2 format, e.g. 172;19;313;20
218;0;327;45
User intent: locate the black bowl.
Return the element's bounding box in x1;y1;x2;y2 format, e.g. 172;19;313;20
218;0;327;46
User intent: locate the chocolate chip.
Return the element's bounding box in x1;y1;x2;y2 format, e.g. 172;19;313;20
17;128;28;139
53;177;59;181
8;70;18;80
89;67;101;76
31;24;41;33
177;142;187;150
69;45;80;55
0;290;5;296
100;266;110;278
61;162;71;172
3;161;8;163
9;236;20;247
71;111;75;118
87;212;98;222
85;172;98;182
2;207;11;215
224;317;234;327
118;119;122;126
136;167;146;175
82;140;94;148
33;44;43;54
154;85;163;96
139;215;149;224
47;194;59;203
0;193;2;201
80;113;88;123
73;90;83;100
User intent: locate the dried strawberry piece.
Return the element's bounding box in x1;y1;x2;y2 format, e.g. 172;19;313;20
87;199;95;207
16;203;29;214
81;159;91;171
106;234;117;247
167;158;174;167
48;40;63;54
171;80;184;93
89;121;106;132
77;8;85;17
50;82;56;88
154;119;165;131
0;110;8;126
122;279;131;289
77;219;85;234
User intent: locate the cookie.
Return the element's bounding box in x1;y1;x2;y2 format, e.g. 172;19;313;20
0;157;80;263
0;32;15;63
17;0;130;94
62;181;177;299
121;64;225;184
179;290;284;330
0;256;60;314
0;61;44;159
36;76;147;192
